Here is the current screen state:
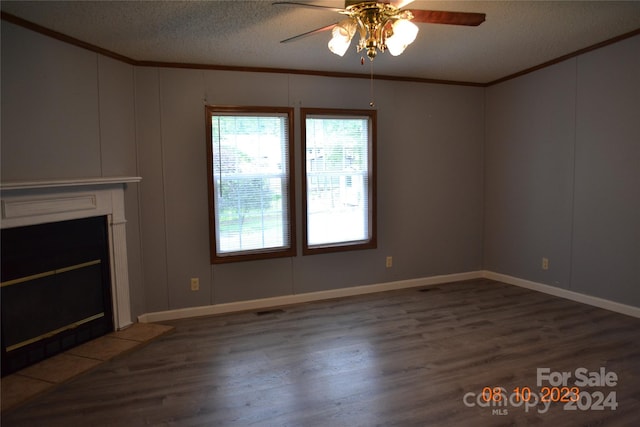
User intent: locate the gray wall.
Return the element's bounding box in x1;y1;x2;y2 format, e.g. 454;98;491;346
484;35;640;306
1;21;484;316
1;21;146;317
135;69;485;312
2;20;637;317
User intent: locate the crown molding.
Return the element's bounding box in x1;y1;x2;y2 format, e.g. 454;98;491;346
2;11;639;88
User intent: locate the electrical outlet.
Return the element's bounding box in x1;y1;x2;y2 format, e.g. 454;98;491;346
386;256;393;268
541;257;549;270
190;277;200;291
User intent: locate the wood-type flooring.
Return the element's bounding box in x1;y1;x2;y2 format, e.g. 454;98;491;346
2;279;639;426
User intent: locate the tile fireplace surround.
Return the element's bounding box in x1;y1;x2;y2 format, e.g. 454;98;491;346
0;176;142;331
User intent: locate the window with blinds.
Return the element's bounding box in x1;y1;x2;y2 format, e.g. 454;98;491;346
301;108;377;254
206;106;295;263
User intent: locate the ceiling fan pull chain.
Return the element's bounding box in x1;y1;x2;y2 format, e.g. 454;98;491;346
369;60;375;107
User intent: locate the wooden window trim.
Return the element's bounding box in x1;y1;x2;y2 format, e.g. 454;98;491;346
205;105;296;264
301;108;377;256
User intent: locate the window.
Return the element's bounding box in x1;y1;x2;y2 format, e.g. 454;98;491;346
301;108;377;254
206;106;295;263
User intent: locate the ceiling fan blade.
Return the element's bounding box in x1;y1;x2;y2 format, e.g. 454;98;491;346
388;0;415;8
408;10;486;26
272;2;345;13
280;23;337;43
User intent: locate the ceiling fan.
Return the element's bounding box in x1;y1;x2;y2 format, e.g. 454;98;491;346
273;0;486;61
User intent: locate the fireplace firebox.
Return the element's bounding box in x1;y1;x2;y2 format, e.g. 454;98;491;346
1;216;114;376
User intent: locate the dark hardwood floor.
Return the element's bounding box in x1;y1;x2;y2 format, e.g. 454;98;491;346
3;279;639;426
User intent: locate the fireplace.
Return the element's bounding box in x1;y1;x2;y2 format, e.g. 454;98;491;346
1;216;114;375
0;177;140;375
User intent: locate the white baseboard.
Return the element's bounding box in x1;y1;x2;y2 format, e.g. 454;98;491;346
482;271;640;319
137;271;483;323
138;270;640;324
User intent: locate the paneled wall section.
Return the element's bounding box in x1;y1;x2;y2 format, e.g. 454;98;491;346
2;19;637;317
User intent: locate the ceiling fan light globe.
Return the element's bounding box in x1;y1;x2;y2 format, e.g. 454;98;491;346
386;41;405;56
333;18;357;40
328;36;351;56
328;18;357;56
386;19;418;56
394;19;419;44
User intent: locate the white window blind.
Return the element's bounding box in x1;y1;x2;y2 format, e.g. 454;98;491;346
210;112;292;258
304;114;372;248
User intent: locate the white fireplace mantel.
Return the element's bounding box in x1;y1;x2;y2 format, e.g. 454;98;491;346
1;176;142;330
0;176;142;191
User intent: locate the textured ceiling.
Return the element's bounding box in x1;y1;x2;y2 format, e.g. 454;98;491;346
2;1;640;84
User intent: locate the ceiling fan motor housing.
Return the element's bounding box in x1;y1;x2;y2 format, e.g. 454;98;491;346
273;1;485;60
345;2;412;59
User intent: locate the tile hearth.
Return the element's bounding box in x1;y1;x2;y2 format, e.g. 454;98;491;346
1;322;173;413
